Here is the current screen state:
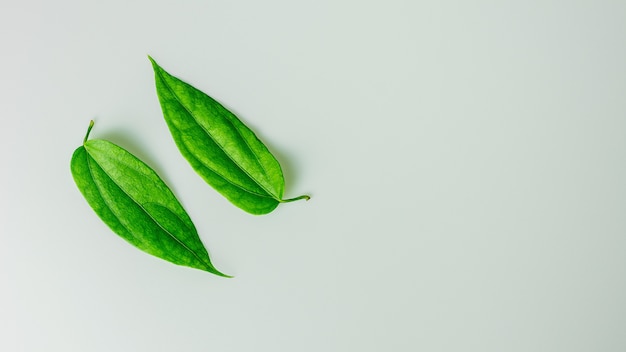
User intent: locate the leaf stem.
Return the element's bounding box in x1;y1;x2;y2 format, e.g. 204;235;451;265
83;120;95;144
280;194;311;203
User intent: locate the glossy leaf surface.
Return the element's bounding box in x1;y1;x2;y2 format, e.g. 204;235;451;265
149;57;309;215
71;121;229;277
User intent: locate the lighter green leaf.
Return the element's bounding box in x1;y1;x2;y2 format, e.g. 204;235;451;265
149;57;309;215
70;120;229;277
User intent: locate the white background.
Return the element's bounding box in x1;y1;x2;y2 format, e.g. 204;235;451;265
2;0;626;351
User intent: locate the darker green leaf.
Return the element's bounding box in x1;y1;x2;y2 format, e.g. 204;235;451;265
149;56;309;215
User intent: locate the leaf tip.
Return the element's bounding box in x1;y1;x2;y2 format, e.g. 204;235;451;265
147;55;160;71
213;270;234;279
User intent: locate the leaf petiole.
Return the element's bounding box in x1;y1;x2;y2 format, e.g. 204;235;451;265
279;195;311;203
83;120;95;144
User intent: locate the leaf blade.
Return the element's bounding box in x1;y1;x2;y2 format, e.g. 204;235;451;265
71;124;229;277
149;57;308;214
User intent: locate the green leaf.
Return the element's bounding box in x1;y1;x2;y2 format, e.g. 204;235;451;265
149;56;310;215
70;120;229;277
